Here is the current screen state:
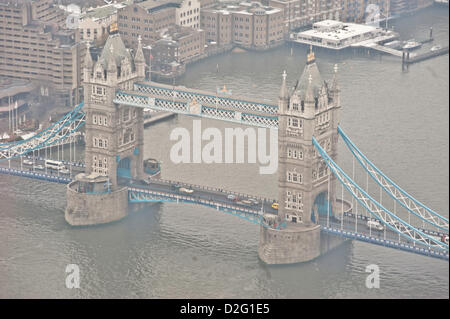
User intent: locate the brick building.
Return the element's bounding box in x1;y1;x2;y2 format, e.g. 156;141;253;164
201;1;284;50
0;0;84;106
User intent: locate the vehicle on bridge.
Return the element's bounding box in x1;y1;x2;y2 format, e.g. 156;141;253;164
45;160;66;171
139;178;151;185
34;164;44;170
179;187;194;194
227;194;238;202
23;159;33;165
366;220;384;231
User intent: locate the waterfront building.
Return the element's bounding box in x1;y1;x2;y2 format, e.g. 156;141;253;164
339;0;390;23
176;0;201;29
201;1;284;50
118;0;177;47
293;19;397;49
0;0;84;106
268;0;341;31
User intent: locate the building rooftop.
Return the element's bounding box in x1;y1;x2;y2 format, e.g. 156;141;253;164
137;0;182;12
81;2;130;21
300;20;379;42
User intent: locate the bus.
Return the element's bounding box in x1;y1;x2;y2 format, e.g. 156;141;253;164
45;160;66;171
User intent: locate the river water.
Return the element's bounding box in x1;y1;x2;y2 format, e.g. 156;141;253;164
0;6;448;298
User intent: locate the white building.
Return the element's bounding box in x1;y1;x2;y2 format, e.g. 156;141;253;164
294;20;395;50
176;0;201;29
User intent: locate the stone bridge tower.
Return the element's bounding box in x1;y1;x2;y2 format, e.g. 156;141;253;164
65;29;146;226
259;48;344;264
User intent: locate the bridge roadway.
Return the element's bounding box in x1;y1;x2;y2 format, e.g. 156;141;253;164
1;156;448;259
318;215;449;260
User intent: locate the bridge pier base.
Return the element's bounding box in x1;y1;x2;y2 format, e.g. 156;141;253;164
65;179;129;226
258;223;347;264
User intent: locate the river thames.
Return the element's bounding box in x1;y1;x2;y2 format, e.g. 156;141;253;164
0;6;448;298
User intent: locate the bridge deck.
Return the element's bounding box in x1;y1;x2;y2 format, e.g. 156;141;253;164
1;158;447;260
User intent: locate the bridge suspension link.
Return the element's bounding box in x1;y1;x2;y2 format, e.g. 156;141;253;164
313;137;448;251
337;126;448;232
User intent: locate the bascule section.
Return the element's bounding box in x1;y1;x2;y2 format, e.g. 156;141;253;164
65;29;146;226
259;48;344;264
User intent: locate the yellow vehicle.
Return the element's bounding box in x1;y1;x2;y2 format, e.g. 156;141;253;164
271;202;279;210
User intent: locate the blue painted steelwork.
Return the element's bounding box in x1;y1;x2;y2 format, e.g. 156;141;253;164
117;157;131;179
0;167;72;184
0;107;85;162
321;226;448;261
128;189;285;229
313;137;448;251
338;125;448;232
134;82;278;112
0;102;84;149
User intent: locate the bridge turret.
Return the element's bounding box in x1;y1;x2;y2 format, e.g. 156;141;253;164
259;46;345;265
66;31;145;226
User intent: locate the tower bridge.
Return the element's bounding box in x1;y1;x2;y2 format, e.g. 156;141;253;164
0;32;448;264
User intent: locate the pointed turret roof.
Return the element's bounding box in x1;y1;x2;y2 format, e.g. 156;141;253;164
293;46;323;100
98;33;134;71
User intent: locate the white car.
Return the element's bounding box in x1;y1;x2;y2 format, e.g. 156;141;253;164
60;169;70;175
366;220;384;231
179;187;194;194
23;159;33;165
34;164;44;170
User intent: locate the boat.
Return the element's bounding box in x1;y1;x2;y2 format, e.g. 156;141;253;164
430;45;442;52
403;39;422;51
384;40;402;49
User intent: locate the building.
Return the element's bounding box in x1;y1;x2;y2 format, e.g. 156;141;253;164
65;30;146;226
150;25;205;78
293;19;396;49
339;0;390;23
78;1;130;45
201;1;284;50
269;0;341;31
176;0;201;29
0;0;84;106
117;0;178;47
259;48;343;264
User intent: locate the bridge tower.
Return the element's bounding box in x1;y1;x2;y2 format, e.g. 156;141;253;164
65;29;146;226
259;47;344;264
